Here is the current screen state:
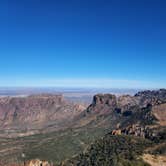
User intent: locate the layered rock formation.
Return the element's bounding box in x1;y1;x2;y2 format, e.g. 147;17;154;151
0;94;85;137
86;94;117;114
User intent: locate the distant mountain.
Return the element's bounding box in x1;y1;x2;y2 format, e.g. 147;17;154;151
0;94;85;137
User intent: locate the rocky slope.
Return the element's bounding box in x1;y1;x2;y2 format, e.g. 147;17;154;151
59;89;166;166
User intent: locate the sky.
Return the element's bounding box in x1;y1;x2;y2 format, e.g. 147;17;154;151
0;0;166;89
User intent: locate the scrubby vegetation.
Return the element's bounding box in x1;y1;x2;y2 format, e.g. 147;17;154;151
60;135;153;166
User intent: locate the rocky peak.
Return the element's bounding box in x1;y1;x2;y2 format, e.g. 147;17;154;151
87;94;117;114
92;94;117;106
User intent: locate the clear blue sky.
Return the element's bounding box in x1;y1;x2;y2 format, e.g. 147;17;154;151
0;0;166;88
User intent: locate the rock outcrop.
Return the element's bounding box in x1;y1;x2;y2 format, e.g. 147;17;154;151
25;159;51;166
135;89;166;106
87;94;117;114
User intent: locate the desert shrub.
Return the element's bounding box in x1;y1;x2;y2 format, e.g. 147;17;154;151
60;135;152;166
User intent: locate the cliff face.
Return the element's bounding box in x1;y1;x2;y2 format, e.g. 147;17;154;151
87;94;117;114
0;94;85;136
87;89;166;115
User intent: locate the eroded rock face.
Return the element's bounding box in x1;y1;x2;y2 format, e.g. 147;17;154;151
86;93;138;116
87;94;117;114
92;94;117;106
86;89;166;116
135;89;166;106
0;94;85;137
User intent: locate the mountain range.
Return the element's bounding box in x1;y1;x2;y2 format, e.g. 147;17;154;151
0;89;165;166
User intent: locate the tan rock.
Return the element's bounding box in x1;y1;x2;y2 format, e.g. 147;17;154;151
112;129;122;135
26;159;50;166
142;154;166;166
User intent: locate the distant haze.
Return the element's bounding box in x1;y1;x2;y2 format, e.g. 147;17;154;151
0;87;141;105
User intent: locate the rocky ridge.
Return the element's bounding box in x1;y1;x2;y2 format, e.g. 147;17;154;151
60;89;166;166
